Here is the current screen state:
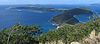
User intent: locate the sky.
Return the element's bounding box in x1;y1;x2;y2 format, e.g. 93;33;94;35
0;0;100;5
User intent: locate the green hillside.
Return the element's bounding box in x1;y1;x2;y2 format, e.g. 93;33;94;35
0;14;100;44
37;18;100;44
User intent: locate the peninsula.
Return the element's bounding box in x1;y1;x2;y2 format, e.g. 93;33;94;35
8;6;93;26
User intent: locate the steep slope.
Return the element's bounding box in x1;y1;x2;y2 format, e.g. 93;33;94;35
37;18;100;44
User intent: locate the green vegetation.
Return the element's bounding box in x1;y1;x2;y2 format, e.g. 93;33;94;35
51;7;93;26
37;16;100;44
0;13;100;44
0;24;43;44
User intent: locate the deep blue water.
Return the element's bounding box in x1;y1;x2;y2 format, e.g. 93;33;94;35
0;4;100;33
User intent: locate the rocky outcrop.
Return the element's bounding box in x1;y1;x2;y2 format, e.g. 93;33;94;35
39;30;100;44
83;30;100;44
39;40;64;44
70;42;80;44
71;30;100;44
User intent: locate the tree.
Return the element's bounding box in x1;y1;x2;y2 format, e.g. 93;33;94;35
0;24;43;44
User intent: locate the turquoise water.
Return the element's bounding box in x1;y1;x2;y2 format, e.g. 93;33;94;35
0;5;100;33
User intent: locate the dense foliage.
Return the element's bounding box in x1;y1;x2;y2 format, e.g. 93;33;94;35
37;18;100;44
0;14;100;44
0;24;43;44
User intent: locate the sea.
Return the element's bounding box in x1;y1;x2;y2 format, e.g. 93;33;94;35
0;4;100;33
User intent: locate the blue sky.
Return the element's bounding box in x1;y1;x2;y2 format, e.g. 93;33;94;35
0;0;100;5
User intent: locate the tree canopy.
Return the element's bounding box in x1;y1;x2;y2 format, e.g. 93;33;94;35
0;24;43;44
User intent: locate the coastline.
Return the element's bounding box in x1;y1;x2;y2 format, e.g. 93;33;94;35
8;6;94;29
52;23;60;29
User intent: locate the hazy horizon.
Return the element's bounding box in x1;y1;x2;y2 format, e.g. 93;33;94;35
0;0;100;5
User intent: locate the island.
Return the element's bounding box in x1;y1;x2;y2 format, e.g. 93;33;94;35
8;6;93;26
51;7;93;26
90;3;100;6
8;6;65;12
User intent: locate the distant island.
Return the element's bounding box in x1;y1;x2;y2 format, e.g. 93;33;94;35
90;3;100;6
8;6;65;12
8;6;93;26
